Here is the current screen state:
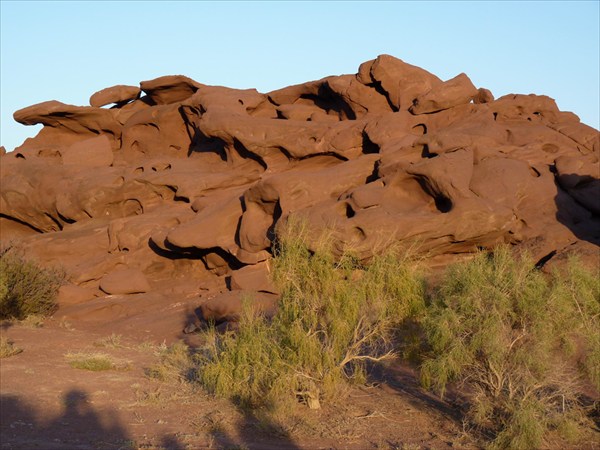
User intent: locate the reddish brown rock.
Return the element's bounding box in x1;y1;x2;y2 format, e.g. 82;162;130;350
238;154;380;254
90;84;141;107
229;261;276;293
166;194;243;255
140;75;202;105
99;267;151;295
358;54;442;111
473;87;494;104
120;103;191;161
410;73;478;115
13;101;122;138
61;135;114;167
2;55;598;330
57;284;98;307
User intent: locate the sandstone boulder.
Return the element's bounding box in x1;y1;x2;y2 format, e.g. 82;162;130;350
99;268;151;295
90;84;141;107
57;284;98;306
140;75;202;105
13;101;122;138
357;54;442;111
410;73;478;114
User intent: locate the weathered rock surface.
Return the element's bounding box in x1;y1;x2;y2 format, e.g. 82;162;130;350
90;84;141;107
140;75;202;105
410;73;478;114
99;268;151;295
1;54;598;328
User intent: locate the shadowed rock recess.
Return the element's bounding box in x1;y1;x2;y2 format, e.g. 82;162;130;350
1;55;598;326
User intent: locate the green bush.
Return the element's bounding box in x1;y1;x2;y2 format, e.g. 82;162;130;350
197;218;425;410
420;246;599;449
0;249;64;320
555;258;600;392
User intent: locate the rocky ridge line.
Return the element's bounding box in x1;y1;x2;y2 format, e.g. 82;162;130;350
1;55;598;328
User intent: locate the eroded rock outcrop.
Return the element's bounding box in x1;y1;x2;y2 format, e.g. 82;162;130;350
90;84;141;108
1;55;598;327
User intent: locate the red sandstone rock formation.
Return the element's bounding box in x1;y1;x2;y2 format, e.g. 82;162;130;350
1;55;598;326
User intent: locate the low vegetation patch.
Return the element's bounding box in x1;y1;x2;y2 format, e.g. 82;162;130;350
197;219;425;410
156;223;597;448
66;352;129;371
93;333;123;348
0;336;23;358
0;247;64;320
19;314;46;328
420;246;599;449
145;340;198;383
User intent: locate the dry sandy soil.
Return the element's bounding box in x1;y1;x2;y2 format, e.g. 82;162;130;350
2;309;599;450
1;313;476;450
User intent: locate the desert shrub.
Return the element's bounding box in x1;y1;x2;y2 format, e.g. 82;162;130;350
0;249;64;320
197;219;425;410
555;258;600;392
420;246;599;449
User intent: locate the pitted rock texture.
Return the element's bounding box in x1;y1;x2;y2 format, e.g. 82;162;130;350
1;55;598;325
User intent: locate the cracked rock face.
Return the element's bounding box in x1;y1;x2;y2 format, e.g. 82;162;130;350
1;54;598;324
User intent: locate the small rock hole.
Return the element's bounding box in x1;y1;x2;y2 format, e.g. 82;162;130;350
345;203;356;218
421;144;438;159
434;195;453;213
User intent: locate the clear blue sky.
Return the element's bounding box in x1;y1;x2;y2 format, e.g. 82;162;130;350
1;1;599;151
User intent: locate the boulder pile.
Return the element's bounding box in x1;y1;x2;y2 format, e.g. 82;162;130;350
1;55;598;328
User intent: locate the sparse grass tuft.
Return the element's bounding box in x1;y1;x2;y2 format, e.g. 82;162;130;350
59;319;74;331
0;248;64;320
145;341;198;383
0;336;23;358
420;246;599;449
400;444;422;450
196;218;425;410
19;314;45;328
133;386;165;405
94;333;123;348
190;410;228;435
136;341;157;352
66;352;129;371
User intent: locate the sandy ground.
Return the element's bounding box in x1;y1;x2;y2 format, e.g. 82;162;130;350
0;314;475;450
1;293;598;450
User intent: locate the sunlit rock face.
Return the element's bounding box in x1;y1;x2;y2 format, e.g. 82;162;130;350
1;55;598;323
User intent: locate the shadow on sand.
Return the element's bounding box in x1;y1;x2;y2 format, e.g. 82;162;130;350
198;407;303;450
1;389;131;449
1;388;303;449
171;311;302;449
